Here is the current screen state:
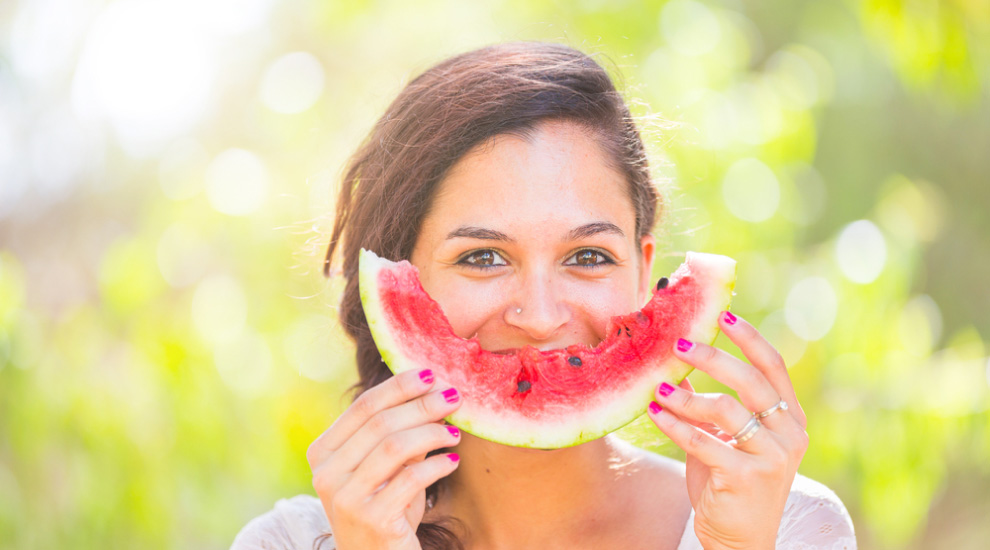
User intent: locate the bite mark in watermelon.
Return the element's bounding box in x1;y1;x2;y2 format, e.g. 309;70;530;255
359;249;736;449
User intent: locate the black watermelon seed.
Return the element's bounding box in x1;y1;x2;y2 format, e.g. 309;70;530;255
624;326;632;337
568;356;583;367
517;380;532;393
656;277;669;290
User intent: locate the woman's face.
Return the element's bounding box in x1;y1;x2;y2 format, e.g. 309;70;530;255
410;121;655;352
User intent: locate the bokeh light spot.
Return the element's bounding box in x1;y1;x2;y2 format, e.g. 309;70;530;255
213;329;273;398
283;314;356;382
191;274;247;344
661;0;722;56
259;52;326;114
758;310;807;367
204;148;269;216
835;220;887;284
192;0;274;35
728;81;784;145
766;47;822;109
722;157;780;222
157;222;212;288
158;138;208;201
785;277;837;341
72;0;214;151
822;353;868;412
780;163;827;226
897;295;943;356
733;252;775;312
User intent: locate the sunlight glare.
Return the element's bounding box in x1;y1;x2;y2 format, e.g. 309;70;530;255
73;0;214;152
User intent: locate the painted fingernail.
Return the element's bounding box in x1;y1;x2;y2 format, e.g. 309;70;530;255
447;425;460;438
442;388;459;403
658;382;675;397
676;338;694;353
419;369;434;384
649;401;662;414
447;453;460;463
723;311;737;325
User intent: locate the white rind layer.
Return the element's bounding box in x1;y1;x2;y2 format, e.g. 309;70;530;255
359;248;736;449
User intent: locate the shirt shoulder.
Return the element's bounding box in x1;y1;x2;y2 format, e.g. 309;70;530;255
230;494;334;550
777;474;857;550
676;473;857;550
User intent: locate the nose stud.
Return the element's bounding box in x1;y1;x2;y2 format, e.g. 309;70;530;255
516;308;523;314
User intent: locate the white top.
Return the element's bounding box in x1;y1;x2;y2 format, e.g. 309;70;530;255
231;473;856;550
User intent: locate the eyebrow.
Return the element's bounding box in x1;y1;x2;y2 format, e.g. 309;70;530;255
566;222;625;241
445;222;624;243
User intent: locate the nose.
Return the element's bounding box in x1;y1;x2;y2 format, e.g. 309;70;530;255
505;268;571;342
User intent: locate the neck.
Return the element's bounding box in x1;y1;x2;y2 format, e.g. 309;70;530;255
435;434;643;550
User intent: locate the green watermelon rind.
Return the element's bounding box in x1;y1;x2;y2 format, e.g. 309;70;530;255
359;249;736;449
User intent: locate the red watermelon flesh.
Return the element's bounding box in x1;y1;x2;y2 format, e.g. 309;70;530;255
359;248;736;449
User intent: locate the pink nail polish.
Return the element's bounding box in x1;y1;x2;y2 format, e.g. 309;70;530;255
676;338;694;353
419;369;434;384
442;388;459;403
724;311;737;325
649;401;662;414
447;453;460;463
659;382;675;397
447;425;460;438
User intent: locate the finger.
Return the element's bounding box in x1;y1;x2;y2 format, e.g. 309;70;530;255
370;452;460;519
673;337;785;424
655;382;759;445
669;377;721;436
349;423;461;497
719;311;807;428
647;401;742;465
325;388;461;492
307;368;437;468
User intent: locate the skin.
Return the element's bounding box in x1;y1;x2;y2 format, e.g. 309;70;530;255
307;121;809;550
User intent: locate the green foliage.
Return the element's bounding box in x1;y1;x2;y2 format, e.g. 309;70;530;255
1;1;988;549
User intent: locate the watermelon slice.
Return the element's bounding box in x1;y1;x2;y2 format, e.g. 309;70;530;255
359;248;736;449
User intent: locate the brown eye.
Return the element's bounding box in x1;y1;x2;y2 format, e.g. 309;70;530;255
567;249;614;267
473;251;496;265
459;249;506;268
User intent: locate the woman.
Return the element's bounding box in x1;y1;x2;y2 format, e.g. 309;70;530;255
232;42;856;550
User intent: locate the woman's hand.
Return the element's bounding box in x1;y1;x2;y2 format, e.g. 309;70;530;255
648;311;809;550
306;368;462;550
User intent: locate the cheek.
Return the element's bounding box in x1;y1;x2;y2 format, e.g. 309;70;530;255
575;283;642;337
428;280;508;339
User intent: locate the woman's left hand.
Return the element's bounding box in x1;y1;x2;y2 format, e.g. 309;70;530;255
648;311;809;550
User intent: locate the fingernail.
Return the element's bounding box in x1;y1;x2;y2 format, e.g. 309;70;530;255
658;382;675;397
676;338;694;353
723;311;737;325
442;388;459;403
447;425;460;438
649;401;662;414
419;369;434;384
447;453;460;463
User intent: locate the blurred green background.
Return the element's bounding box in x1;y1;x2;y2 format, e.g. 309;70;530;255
1;0;988;548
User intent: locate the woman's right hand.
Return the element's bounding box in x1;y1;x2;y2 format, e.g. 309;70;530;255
307;368;463;550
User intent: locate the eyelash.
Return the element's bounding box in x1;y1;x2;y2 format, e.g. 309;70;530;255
455;248;616;270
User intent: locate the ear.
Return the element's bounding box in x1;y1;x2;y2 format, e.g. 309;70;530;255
637;233;656;305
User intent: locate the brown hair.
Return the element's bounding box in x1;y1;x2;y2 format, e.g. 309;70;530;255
320;41;660;549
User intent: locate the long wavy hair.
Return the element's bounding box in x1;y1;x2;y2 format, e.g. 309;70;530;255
319;41;660;549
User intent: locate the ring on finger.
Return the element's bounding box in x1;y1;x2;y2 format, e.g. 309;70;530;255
731;416;762;444
755;399;789;419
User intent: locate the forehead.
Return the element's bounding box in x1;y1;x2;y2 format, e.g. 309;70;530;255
422;121;635;237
